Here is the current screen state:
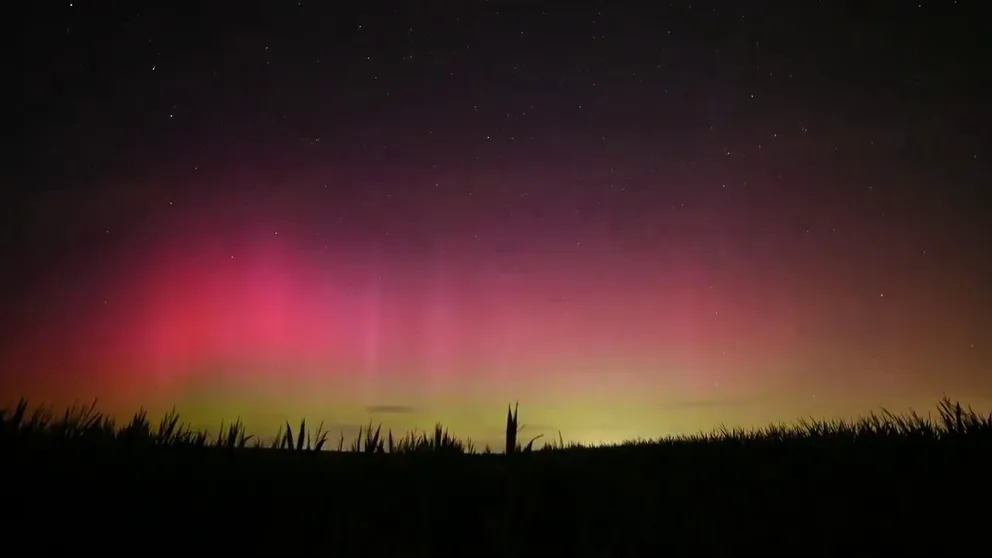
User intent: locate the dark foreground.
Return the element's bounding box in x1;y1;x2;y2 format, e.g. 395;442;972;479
4;401;991;556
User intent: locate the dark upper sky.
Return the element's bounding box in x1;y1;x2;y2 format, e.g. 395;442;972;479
4;1;991;439
13;2;989;252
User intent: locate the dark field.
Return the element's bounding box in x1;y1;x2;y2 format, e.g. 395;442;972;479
3;398;990;556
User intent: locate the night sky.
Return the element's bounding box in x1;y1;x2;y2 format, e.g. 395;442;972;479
6;1;991;447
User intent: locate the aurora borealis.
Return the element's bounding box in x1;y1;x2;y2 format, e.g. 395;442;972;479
6;2;990;448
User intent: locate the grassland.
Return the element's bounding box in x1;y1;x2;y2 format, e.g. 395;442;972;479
3;396;990;556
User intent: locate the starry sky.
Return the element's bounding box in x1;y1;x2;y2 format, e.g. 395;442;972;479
5;1;991;447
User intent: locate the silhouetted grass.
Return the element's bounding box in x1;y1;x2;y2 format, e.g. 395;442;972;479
3;395;988;453
2;396;990;556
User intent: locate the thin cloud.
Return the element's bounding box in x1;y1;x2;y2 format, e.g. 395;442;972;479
365;405;419;414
